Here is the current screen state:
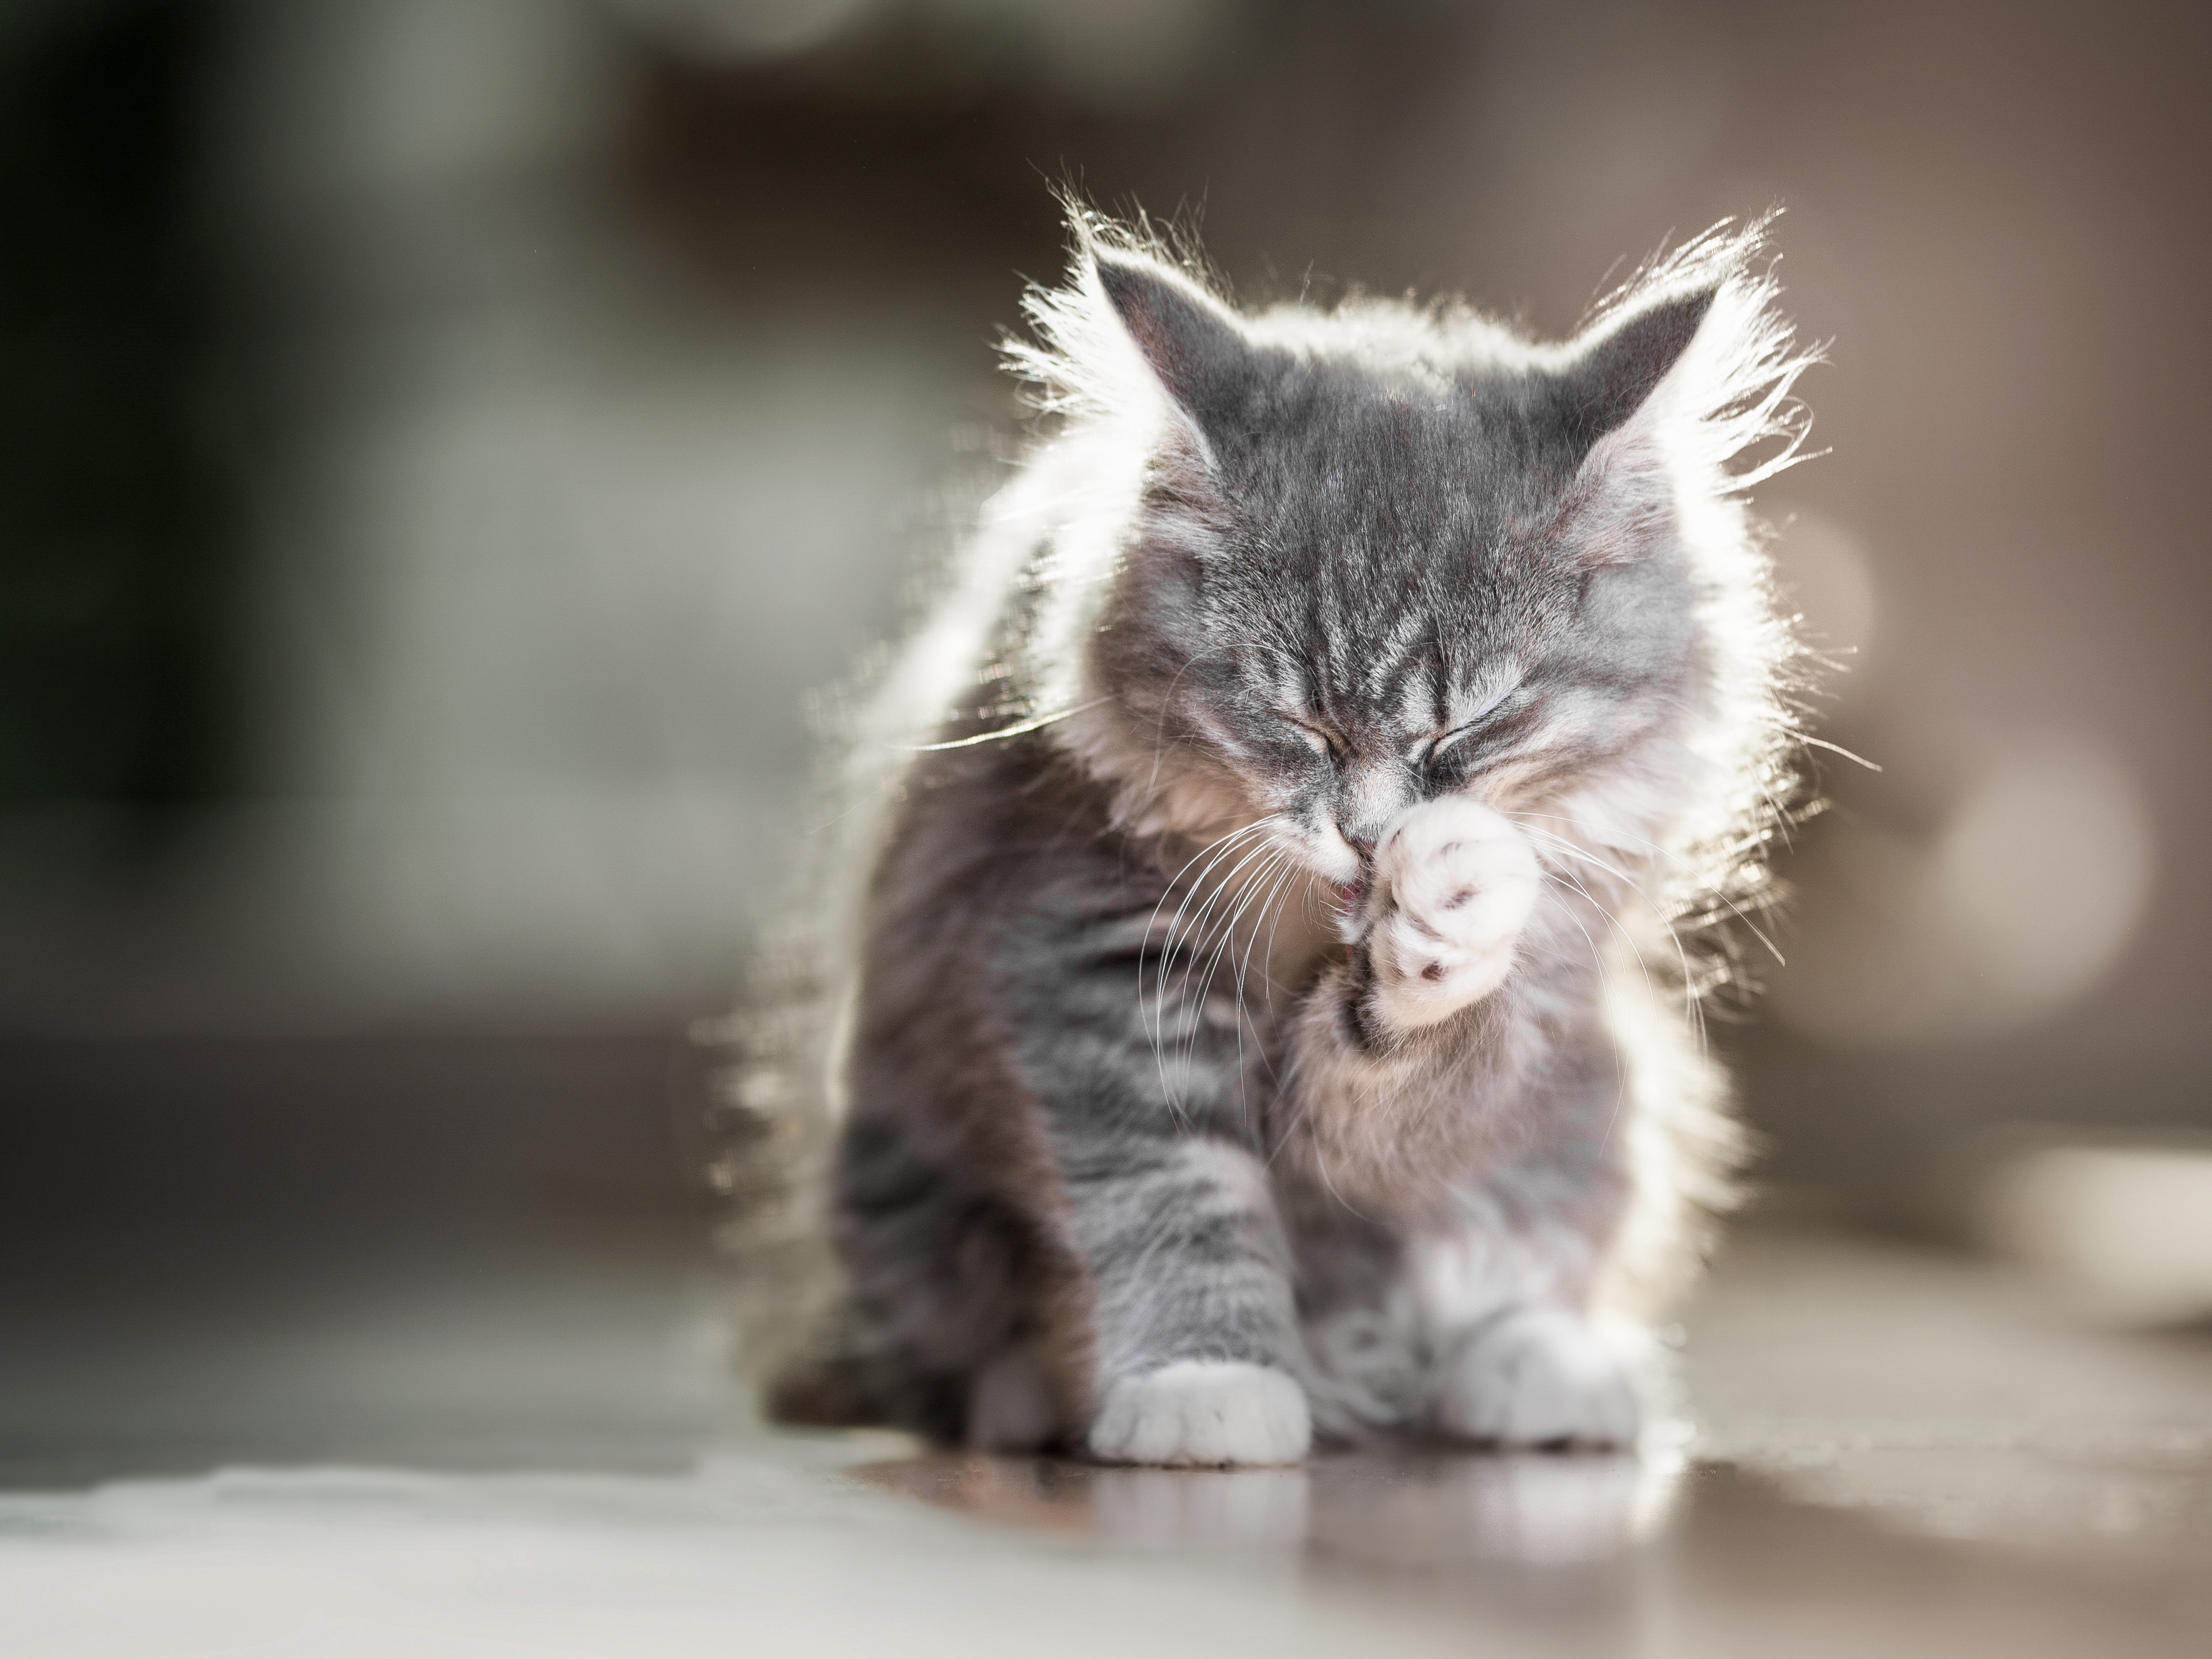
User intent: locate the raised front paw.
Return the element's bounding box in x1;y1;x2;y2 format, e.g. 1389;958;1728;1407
1089;1361;1312;1467
1435;1306;1640;1450
1360;796;1541;1031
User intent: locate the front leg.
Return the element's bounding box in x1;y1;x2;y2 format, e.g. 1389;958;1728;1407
1284;796;1642;1448
1062;1136;1312;1467
999;889;1314;1468
1408;1184;1641;1450
1272;795;1553;1208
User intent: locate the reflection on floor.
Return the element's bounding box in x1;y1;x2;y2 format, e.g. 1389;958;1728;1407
1685;1228;2212;1568
861;1450;2201;1657
859;1445;1667;1565
3;1227;2207;1657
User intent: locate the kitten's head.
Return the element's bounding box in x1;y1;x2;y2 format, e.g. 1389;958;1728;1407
1017;222;1811;891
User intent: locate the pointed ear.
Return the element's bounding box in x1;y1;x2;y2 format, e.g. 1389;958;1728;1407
1560;285;1716;456
1092;250;1257;437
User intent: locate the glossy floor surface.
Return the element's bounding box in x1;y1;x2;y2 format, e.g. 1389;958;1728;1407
3;1228;2207;1657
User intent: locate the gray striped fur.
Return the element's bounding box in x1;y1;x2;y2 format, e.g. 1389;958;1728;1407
765;211;1818;1462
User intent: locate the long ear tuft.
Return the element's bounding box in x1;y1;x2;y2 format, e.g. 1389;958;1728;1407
1565;286;1717;453
1001;210;1267;453
1090;249;1252;427
1574;216;1823;494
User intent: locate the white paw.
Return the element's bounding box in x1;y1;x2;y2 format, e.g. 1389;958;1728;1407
1362;796;1540;1031
1089;1361;1312;1467
1435;1307;1640;1449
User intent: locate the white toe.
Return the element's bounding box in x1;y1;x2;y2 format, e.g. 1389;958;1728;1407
1366;796;1540;1030
1089;1361;1312;1467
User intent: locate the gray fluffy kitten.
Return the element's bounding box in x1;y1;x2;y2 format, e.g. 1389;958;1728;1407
766;212;1817;1466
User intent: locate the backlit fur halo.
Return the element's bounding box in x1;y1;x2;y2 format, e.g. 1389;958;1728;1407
1001;208;1823;999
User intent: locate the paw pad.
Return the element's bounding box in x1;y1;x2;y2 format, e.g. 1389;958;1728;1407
1359;796;1540;1031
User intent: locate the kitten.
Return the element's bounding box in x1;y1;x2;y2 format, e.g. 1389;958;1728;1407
758;211;1817;1465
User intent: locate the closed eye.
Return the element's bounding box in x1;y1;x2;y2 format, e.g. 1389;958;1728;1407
1288;718;1343;762
1422;687;1520;763
1430;721;1484;759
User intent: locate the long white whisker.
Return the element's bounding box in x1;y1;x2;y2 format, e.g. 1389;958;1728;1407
1179;837;1287;1098
1201;846;1282;1090
1147;819;1277;1028
1519;830;1674;1034
889;698;1109;751
1538;875;1608;980
1503;809;1785;968
1225;852;1296;1131
1168;828;1280;1019
1230;854;1298;1098
1514;821;1707;1058
1154;820;1285;1119
1255;858;1306;1022
1143;818;1279;1120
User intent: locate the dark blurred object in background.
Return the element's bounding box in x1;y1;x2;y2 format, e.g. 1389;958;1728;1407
2;0;2209;1477
0;0;243;828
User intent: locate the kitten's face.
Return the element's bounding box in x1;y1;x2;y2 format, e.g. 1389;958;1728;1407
1209;475;1695;889
1087;256;1708;887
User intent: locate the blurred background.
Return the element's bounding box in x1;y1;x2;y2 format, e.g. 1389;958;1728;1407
3;0;2209;1484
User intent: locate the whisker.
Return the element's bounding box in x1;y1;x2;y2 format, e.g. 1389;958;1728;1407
1179;838;1286;1093
1255;858;1305;1023
1514;820;1710;1057
1152;821;1285;1119
1142;818;1280;1121
1225;852;1297;1131
1512;819;1696;1047
889;698;1109;751
1231;854;1298;1078
1502;809;1785;969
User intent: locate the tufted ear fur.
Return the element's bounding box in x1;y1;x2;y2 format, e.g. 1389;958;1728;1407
1092;251;1264;454
1529;285;1724;570
1559;285;1717;461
